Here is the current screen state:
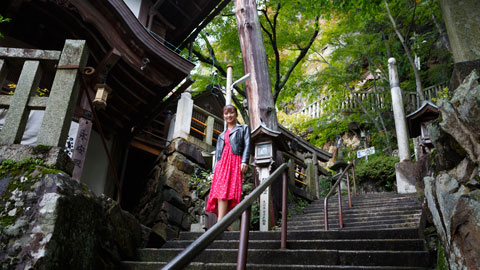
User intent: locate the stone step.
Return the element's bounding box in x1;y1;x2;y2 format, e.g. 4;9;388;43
296;208;421;219
162;239;425;251
307;200;420;210
178;228;421;241
302;204;421;214
120;261;431;270
288;213;422;227
288;222;420;231
288;219;421;231
136;248;431;267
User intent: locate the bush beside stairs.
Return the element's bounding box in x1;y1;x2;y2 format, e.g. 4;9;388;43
121;192;433;269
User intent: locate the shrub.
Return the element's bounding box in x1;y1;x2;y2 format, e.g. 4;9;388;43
354;154;398;191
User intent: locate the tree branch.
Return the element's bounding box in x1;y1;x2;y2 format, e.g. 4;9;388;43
384;0;425;101
274;17;319;103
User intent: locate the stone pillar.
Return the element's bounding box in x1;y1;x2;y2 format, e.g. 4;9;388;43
388;58;410;162
172;91;193;139
258;166;271;232
304;153;317;198
37;40;89;147
204;116;215;146
388;58;416;193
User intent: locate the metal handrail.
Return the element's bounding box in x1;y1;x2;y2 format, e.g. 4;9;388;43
323;163;354;230
161;163;289;270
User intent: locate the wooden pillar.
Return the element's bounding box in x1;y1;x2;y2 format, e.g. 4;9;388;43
234;0;278;131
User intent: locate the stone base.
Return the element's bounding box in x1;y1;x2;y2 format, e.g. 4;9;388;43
395;160;417;194
0;144;73;175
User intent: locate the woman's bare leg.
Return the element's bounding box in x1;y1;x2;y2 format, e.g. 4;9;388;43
217;199;232;231
217;199;228;221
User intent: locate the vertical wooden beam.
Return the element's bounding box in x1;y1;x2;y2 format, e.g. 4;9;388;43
72;48;120;182
37;40;89;147
0;60;42;144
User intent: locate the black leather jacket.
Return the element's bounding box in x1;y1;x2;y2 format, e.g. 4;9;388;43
214;124;251;169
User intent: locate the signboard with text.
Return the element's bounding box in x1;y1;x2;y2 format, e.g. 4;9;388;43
357;147;375;158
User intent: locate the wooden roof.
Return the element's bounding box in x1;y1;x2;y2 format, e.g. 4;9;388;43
0;0;228;135
147;0;231;49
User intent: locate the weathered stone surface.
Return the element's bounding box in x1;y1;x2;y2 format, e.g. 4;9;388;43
448;158;477;184
0;144;74;175
167;152;194;174
428;122;466;171
438;71;480;165
439;0;480;63
0;167;143;269
165;166;190;197
449;59;480;91
424;173;480;270
162;201;191;231
168;138;205;167
163;188;188;211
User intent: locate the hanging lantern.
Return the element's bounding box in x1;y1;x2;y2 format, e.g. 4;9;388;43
93;83;112;110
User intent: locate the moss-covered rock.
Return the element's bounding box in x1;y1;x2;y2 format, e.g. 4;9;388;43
0;160;144;269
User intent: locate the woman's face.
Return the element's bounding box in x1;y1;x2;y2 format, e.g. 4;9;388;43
223;109;237;125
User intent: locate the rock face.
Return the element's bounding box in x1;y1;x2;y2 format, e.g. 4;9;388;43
0;165;143;269
134;138;208;246
424;71;480;270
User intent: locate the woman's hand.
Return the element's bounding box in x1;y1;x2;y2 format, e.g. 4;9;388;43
241;163;248;175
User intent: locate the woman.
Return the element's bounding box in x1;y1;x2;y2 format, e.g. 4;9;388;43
206;105;251;224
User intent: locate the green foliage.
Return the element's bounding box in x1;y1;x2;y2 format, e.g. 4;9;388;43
318;179;331;197
250;201;260;230
0;15;11;38
370;131;395;153
437;240;448;270
432;87;451;103
188;168;212;198
354;153;399;191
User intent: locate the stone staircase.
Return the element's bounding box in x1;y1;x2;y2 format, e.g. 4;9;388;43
121;192;432;270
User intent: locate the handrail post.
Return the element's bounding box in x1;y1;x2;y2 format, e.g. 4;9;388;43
237;207;251;270
346;172;352;208
324;198;329;231
351;164;357;196
281;166;288;249
337;184;343;228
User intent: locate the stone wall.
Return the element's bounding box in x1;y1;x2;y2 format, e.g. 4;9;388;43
424;71;480;269
134;138;208;245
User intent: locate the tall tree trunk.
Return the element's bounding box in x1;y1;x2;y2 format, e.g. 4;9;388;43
384;0;425;103
234;0;278;131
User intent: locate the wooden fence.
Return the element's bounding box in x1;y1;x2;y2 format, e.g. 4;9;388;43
297;81;449;118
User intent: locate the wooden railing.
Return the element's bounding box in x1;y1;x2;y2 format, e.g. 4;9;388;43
189;104;223;146
296;81;449;118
